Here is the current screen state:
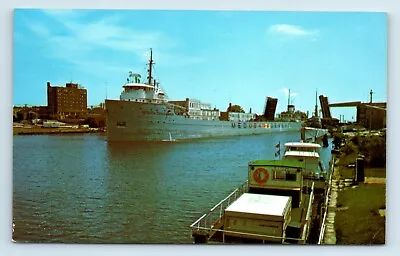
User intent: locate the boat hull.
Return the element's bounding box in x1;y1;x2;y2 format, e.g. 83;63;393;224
301;127;329;143
106;99;303;141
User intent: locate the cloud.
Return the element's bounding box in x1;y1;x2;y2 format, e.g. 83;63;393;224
268;24;319;37
25;22;50;37
21;9;203;76
280;87;298;105
40;10;169;54
41;9;88;21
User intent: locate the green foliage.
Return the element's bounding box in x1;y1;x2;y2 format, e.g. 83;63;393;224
342;142;356;155
338;133;386;168
86;117;106;128
228;104;245;113
351;134;361;146
362;136;386;167
13;112;23;122
333;132;344;149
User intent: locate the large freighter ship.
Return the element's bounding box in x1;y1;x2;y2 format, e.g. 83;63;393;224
105;49;303;141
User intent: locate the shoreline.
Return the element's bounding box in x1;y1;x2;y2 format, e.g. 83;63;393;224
13;127;106;136
324;131;386;244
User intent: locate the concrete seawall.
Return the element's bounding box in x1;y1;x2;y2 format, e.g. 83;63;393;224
13;127;105;135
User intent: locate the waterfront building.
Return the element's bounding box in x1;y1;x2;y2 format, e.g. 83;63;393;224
357;103;386;130
47;81;88;120
328;99;387;130
168;98;220;120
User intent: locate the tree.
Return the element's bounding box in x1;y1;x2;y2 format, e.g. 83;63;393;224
228;104;245;113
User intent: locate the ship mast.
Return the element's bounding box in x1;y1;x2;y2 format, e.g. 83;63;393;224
314;89;318;117
147;48;154;86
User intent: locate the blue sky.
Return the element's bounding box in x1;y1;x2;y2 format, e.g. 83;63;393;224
13;9;387;121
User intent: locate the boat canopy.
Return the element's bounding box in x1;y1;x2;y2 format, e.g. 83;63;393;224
225;193;291;217
123;83;155;90
284;142;321;149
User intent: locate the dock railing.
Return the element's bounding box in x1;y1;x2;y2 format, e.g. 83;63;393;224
318;157;335;244
300;182;315;244
190;180;249;237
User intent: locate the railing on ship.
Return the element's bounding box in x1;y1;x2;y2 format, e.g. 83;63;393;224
190;180;249;237
301;182;315;244
317;157;335;244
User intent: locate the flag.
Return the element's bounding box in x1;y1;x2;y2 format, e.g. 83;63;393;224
275;141;280;158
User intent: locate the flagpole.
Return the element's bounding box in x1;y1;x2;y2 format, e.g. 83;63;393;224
275;141;281;160
279;141;281;160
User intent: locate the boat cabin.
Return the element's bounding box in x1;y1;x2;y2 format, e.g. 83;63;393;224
191;159;316;244
222;160;313;243
247;159;305;207
120;82;166;102
119;50;167;103
283;142;325;180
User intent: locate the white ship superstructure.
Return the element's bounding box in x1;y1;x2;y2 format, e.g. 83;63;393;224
105;49;303;141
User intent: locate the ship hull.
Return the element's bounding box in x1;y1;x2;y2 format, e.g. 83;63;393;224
106;99;303;141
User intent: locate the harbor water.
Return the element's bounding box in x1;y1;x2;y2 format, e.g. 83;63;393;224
12;132;332;244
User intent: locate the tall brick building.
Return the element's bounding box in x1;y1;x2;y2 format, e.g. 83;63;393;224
47;81;87;120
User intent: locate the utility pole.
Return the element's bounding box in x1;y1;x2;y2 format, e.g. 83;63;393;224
370;89;373;104
105;82;108;100
369;89;373;130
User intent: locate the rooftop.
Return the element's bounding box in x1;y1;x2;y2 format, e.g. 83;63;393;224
284;142;321;148
225;193;291;217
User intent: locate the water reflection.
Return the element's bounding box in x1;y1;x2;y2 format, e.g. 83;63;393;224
13;132;331;243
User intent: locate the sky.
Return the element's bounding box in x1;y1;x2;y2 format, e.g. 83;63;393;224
13;9;387;121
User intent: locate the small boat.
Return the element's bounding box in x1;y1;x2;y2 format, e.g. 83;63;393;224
282;142;327;181
301;126;329;143
190;159;328;244
162;132;176;142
